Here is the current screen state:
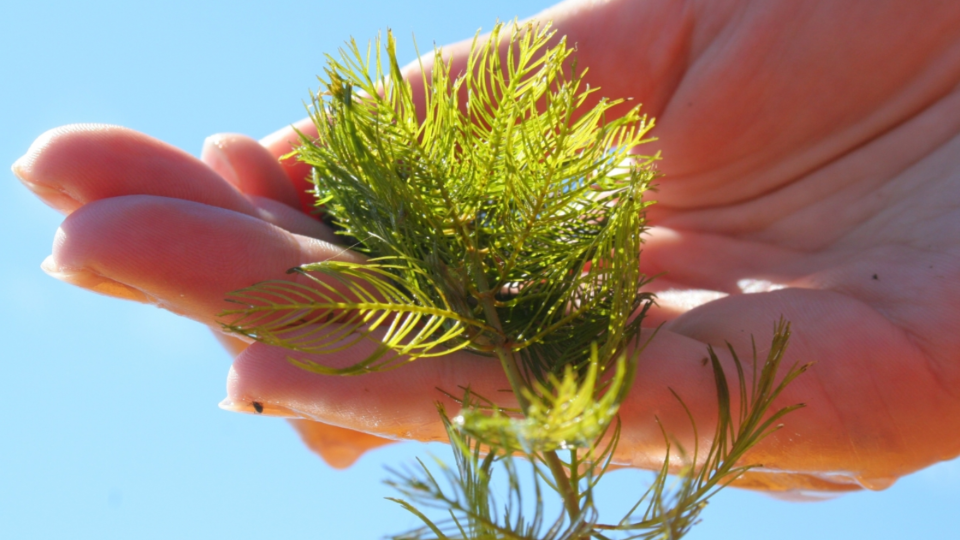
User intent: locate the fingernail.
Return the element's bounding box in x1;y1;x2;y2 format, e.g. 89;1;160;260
11;155;27;180
12;154;82;213
218;397;304;418
41;256;153;303
201;135;239;185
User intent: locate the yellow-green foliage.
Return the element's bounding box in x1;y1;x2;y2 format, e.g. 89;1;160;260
223;21;657;381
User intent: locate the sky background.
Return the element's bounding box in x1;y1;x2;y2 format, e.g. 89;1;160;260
2;1;958;539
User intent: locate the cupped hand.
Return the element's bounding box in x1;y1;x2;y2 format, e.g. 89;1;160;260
15;0;960;493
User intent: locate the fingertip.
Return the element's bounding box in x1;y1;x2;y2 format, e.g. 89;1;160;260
40;253;155;304
259;118;317;157
12;124;117;213
18;124;135;178
11;153;27;179
200;134;240;186
259;120;319;214
201;132;304;210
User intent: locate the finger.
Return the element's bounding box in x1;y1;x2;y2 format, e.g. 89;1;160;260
287;419;395;470
222;286;960;492
13;124;256;216
43;195;362;325
260;118;319;214
221;325;824;486
200;133;302;209
224;326;870;495
14;124;337;241
223;336;518;443
198;132;333;239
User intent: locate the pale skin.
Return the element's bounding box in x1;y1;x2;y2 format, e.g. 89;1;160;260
13;0;960;493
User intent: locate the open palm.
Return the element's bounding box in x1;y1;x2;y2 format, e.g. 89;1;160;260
15;0;960;494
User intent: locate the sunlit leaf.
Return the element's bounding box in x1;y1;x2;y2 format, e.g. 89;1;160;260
221;261;488;374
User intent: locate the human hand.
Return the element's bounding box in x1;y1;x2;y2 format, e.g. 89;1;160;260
15;0;960;494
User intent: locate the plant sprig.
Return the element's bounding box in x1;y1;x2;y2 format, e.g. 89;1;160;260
221;20;806;540
222;21;657;383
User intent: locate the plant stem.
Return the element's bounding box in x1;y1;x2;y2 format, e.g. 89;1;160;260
468;245;582;524
494;347;532;413
543;445;582;522
494;345;580;522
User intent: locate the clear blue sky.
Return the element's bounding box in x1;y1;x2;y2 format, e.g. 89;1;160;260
2;1;957;539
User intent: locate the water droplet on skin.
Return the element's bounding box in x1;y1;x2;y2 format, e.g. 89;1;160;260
854;476;897;491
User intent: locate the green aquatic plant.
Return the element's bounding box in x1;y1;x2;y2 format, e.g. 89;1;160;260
222;21;806;539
